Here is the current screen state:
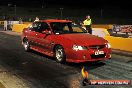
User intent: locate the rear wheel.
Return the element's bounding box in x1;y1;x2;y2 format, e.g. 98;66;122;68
55;45;66;63
23;39;30;52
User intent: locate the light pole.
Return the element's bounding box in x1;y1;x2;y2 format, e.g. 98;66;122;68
14;5;16;16
60;8;63;19
42;0;44;8
101;8;103;18
7;4;17;20
42;0;47;8
7;3;12;18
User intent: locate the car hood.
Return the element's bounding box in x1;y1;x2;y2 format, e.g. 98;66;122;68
58;33;107;45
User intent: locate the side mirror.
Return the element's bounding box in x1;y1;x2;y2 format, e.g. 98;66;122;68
42;30;51;35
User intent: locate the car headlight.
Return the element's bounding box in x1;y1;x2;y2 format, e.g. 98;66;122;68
106;43;111;48
72;45;88;51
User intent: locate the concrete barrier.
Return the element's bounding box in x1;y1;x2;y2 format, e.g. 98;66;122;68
104;36;132;52
12;23;132;52
23;22;32;24
92;28;110;37
93;28;132;52
92;24;113;29
12;24;30;33
0;21;4;25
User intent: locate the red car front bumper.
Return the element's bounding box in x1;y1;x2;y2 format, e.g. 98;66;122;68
65;48;111;63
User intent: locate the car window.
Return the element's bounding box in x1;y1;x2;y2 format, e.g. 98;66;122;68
50;22;86;34
41;22;50;31
28;22;50;33
33;22;41;32
28;23;37;31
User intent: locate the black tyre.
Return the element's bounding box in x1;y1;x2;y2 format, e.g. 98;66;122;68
23;39;30;52
55;45;66;63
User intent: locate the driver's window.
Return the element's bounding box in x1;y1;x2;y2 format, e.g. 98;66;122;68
41;22;50;31
33;22;50;33
34;22;41;32
28;23;37;31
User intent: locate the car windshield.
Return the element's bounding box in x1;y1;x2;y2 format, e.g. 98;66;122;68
50;22;87;34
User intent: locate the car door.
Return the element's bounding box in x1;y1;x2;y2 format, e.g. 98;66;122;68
35;22;53;55
26;22;39;45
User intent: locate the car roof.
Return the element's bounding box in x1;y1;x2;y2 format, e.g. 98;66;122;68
40;19;72;23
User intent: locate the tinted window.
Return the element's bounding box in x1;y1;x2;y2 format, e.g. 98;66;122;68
50;22;86;34
28;23;37;31
28;22;50;33
41;22;50;31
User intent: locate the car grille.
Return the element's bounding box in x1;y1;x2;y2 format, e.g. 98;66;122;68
89;45;105;49
90;53;106;59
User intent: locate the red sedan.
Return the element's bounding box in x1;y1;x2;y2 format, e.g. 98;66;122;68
21;19;111;63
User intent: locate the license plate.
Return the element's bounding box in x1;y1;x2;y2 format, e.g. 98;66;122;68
95;51;104;55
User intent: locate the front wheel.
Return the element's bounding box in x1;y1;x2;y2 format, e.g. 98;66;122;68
55;45;66;63
23;40;30;52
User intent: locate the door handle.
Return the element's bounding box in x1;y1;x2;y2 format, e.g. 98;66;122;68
51;42;54;45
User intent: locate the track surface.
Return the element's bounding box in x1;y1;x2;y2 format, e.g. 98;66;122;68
0;31;131;88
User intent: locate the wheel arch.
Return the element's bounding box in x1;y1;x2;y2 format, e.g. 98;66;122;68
53;44;64;53
23;37;28;42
